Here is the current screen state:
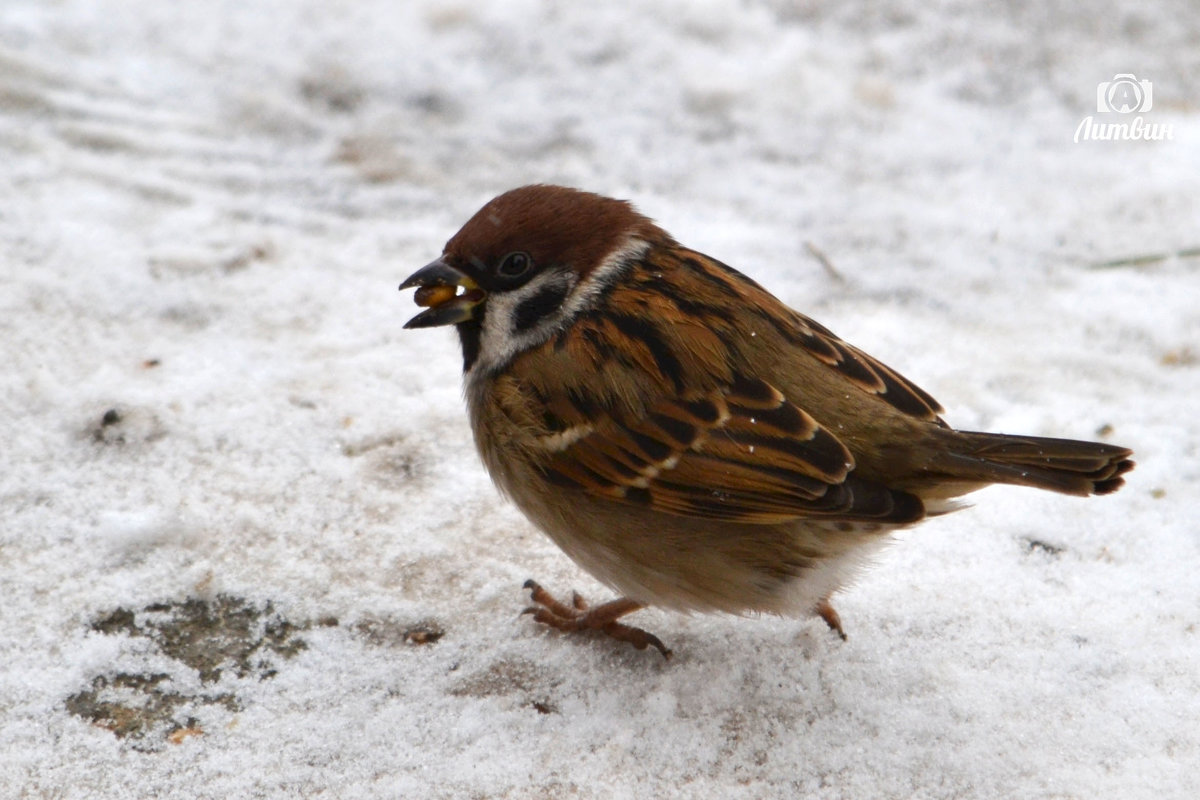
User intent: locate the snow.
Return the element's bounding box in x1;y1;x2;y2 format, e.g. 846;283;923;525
2;1;1198;797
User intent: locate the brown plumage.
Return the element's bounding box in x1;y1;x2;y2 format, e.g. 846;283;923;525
400;184;1134;658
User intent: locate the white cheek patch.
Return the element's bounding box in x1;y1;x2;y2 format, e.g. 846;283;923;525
561;236;649;320
466;234;650;382
470;271;576;379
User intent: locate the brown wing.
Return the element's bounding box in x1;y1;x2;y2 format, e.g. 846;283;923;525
546;247;947;426
665;251;947;424
782;310;947;424
538;374;925;525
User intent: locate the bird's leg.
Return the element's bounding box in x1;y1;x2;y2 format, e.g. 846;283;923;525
522;579;672;659
816;596;847;640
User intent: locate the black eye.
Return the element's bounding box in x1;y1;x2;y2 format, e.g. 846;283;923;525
497;251;532;278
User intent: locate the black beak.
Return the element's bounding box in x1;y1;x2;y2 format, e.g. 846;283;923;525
399;258;485;329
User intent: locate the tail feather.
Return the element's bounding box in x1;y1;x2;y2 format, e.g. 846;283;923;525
929;431;1134;497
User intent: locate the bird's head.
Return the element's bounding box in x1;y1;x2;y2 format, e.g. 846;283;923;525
400;184;662;374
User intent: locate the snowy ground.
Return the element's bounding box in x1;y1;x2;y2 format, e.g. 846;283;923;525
2;1;1198;797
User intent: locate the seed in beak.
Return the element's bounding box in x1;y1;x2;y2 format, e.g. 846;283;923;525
414;285;458;308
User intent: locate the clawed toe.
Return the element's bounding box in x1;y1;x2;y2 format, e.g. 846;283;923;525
816;597;848;641
522;579;672;659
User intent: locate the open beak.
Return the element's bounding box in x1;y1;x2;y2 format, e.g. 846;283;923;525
398;258;485;329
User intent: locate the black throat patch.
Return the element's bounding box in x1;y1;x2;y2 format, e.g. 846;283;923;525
457;317;482;373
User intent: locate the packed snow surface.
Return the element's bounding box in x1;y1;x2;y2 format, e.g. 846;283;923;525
2;2;1197;798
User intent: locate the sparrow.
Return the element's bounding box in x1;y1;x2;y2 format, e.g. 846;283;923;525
399;184;1134;658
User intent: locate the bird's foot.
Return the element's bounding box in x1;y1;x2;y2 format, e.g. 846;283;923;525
816;597;848;641
522;579;672;659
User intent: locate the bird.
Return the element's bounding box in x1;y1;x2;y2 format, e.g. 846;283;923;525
399;184;1134;658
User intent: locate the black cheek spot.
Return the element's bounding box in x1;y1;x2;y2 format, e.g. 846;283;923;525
514;283;570;333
